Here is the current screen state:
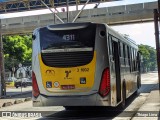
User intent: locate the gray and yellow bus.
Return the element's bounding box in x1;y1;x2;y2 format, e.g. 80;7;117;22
32;22;141;109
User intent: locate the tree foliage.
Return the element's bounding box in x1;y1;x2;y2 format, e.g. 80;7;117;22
3;35;32;71
138;44;157;72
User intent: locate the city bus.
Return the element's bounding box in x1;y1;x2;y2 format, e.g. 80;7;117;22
32;22;141;109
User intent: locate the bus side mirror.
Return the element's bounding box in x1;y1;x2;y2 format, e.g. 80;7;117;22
32;34;36;40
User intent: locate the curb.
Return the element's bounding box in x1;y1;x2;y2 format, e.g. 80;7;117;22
14;99;23;104
24;97;32;101
1;97;32;108
2;102;13;107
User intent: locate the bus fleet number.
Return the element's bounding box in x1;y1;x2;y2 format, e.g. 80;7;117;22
77;68;89;72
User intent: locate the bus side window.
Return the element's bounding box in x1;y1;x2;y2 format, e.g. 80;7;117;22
134;50;137;71
130;47;133;72
120;42;124;65
112;41;115;61
118;42;121;57
132;49;135;71
120;43;123;58
137;51;141;72
125;45;128;66
135;50;138;71
127;46;130;66
111;36;117;61
123;43;126;65
133;49;135;71
134;50;136;71
108;35;112;55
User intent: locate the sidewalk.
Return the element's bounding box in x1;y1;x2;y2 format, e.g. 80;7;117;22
132;90;160;120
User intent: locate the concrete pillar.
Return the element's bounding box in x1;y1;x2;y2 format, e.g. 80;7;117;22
0;20;6;96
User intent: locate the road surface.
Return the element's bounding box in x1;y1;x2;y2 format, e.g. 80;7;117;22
0;72;158;120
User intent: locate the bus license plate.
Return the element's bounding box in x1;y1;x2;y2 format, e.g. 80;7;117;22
61;85;75;90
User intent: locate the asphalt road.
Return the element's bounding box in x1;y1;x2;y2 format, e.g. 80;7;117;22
0;72;158;120
5;86;32;98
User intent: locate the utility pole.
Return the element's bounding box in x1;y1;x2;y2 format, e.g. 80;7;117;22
0;34;6;96
154;0;160;89
66;0;69;22
76;0;78;10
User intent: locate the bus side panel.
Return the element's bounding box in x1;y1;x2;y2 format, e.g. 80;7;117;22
32;30;46;107
93;24;111;106
125;50;139;98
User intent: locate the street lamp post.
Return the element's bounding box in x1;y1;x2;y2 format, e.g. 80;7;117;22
0;34;6;96
154;0;160;90
18;63;23;97
12;67;15;77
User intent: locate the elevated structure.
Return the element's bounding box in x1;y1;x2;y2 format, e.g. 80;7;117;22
0;1;157;35
0;0;120;13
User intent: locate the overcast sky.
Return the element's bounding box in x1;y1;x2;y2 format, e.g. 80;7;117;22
111;22;155;48
0;0;157;48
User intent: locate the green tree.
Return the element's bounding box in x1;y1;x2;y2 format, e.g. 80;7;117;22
138;44;157;72
3;35;32;73
147;46;157;71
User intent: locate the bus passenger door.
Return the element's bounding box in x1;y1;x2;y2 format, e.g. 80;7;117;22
112;41;121;103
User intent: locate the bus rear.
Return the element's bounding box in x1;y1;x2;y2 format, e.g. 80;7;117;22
32;23;110;107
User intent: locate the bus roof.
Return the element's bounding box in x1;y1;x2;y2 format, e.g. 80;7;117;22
105;24;138;49
34;22;138;50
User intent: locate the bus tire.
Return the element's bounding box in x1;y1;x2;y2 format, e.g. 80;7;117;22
137;76;141;89
137;76;140;89
135;89;140;96
121;82;126;109
135;77;140;96
64;106;78;110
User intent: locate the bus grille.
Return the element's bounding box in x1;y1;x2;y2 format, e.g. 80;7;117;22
41;51;94;67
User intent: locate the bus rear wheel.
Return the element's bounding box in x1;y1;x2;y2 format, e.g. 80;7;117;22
64;106;79;110
121;84;126;109
135;76;141;96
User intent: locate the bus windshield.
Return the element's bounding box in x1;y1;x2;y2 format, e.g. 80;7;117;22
39;24;96;51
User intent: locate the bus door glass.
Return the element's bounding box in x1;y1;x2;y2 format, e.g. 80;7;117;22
111;36;121;103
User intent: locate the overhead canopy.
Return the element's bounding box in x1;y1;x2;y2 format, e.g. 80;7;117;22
0;0;121;13
53;0;121;6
